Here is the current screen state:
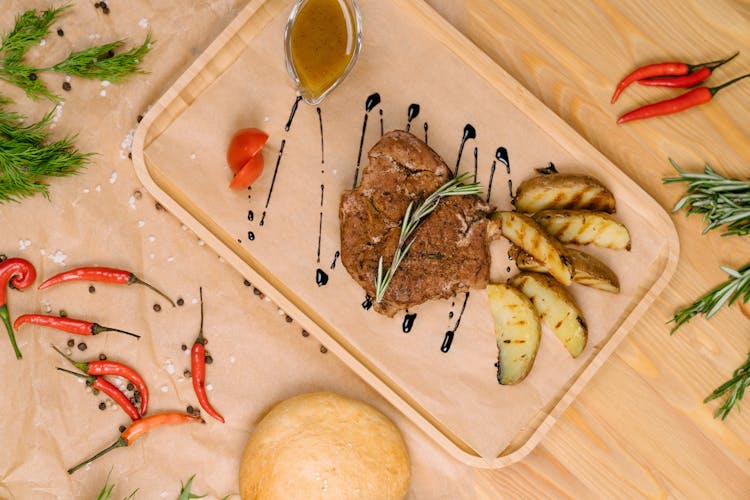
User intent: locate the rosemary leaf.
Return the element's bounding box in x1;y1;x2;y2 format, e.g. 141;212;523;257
374;172;483;303
669;264;750;333
664;159;750;237
704;351;750;420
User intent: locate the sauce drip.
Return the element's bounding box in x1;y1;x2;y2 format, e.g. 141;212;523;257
289;0;357;102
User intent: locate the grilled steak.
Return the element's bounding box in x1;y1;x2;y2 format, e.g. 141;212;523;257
339;130;493;316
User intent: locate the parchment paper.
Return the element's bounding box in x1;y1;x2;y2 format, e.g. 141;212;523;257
144;0;669;463
0;1;479;498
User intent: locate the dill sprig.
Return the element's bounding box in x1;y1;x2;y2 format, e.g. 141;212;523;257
374;172;483;303
669;264;750;333
0;5;153;100
663;159;750;237
705;351;750;420
0;98;92;203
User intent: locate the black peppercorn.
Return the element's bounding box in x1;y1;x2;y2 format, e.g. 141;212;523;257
127;383;135;391
176;298;185;306
301;330;309;337
253;287;261;296
186;405;194;414
153;303;161;312
57;28;64;36
205;355;213;365
137;115;143;123
98;401;106;410
320;345;328;354
285;315;293;323
28;73;37;81
77;342;87;351
99;353;107;360
243;279;251;287
67;338;75;347
0;254;6;262
181;344;188;351
62;81;71;91
119;425;126;432
88;285;96;293
184;369;191;378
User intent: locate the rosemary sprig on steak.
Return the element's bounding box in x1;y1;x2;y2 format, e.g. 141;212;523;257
375;172;482;303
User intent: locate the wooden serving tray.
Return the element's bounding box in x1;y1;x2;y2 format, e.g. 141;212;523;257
132;0;679;468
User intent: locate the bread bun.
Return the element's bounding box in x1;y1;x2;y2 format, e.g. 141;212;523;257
239;392;410;499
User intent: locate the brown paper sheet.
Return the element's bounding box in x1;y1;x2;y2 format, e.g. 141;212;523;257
142;0;671;465
0;1;478;498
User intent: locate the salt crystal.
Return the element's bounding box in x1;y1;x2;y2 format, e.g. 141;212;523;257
99;90;106;97
84;188;91;194
166;362;175;375
50;101;64;129
109;171;117;184
189;153;196;160
148;253;155;260
18;239;31;250
161;385;169;393
148;235;156;243
263;116;270;122
48;250;67;266
95;185;102;192
181;224;188;231
206;384;213;391
332;169;338;175
139;18;149;29
191;297;198;304
167;256;174;263
277;309;285;316
128;195;136;209
101;80;110;87
119;128;136;160
137;220;145;228
177;377;185;382
160;492;168;498
41;299;52;313
65;75;71;82
197;239;205;246
229;356;235;364
39;39;46;47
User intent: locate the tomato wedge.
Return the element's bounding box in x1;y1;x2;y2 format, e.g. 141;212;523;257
227;128;269;173
229;153;264;190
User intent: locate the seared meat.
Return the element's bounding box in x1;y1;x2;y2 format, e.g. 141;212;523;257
339;130;493;316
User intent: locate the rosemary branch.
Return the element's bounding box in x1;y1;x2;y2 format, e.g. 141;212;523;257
374;172;483;303
0;5;152;100
669;264;750;333
705;351;750;420
663;159;750;237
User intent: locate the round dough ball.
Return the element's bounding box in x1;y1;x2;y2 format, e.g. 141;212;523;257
239;392;410;499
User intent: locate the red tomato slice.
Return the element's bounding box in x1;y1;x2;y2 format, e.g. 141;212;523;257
229;152;264;190
227;128;269;173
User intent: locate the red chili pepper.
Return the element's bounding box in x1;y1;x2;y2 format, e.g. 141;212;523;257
67;412;204;474
191;288;224;423
39;267;175;307
52;345;149;415
0;258;37;359
617;73;750;124
638;66;712;88
611;52;739;103
57;367;141;421
14;314;140;339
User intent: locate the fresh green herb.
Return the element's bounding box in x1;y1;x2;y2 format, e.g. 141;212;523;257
374;172;482;303
705;351;750;420
663;159;750;237
669;264;750;333
0;5;152;100
0;98;92;203
178;475;206;500
95;469;137;500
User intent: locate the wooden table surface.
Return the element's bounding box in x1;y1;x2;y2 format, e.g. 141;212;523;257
1;0;749;498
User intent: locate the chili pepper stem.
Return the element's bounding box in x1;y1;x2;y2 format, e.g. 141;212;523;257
0;304;22;359
695;51;740;71
57;366;93;381
129;275;176;307
709;72;750;96
51;344;88;372
196;287;205;344
67;437;127;475
91;323;141;339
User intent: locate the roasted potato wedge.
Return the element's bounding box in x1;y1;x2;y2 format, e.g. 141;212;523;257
533;210;631;251
487;283;541;385
509;245;620;293
509;272;588;357
514;174;616;213
494;211;573;285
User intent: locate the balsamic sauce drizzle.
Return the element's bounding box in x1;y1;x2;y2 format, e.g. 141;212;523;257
485;147;505;202
315;268;329;286
317;107;324;164
379;108;384;137
259;138;286;226
316;184;324;264
330;250;340;270
406;103;420;132
424;122;428;144
441;292;470;353
402;312;417;333
473;146;478;182
352;92;381;188
453;124;476;176
362;294;373;310
284;95;302;132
